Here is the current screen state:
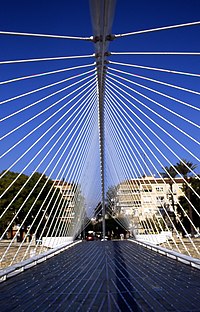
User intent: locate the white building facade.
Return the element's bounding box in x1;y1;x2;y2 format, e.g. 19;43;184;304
116;176;184;222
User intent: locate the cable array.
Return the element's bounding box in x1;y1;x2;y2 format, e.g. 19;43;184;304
103;44;200;256
0;36;102;266
0;16;200;269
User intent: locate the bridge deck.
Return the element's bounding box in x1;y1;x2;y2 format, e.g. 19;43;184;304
0;240;200;312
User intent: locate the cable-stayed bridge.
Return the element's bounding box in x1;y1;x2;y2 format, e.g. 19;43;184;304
0;1;200;310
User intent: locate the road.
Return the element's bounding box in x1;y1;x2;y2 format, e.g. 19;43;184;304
0;240;200;311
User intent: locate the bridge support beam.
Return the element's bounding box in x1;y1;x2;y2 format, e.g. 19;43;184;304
90;0;116;240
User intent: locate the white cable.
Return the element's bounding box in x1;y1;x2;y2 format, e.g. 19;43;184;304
109;60;200;79
45;93;98;236
105;93;147;178
108;66;200;112
107;73;200;142
0;30;92;41
105;105;170;244
106;81;200;207
44;97;98;241
114;20;200;38
109;61;200;97
32;91;98;245
106;88;200;241
106;80;200;200
0;89;95;240
0;63;95;86
0;81;96;204
1;69;95;123
111;52;200;55
0;54;94;65
106;85;200;223
0;85;96;217
15;92;97;260
0;88;96;221
57;109;97;237
1;75;96;157
0;78;95;194
3;103;96;261
106;77;200;165
106;82;200;228
58;117;97;238
2;88;97;259
105;130;125;185
0;68;95;108
105;90;194;253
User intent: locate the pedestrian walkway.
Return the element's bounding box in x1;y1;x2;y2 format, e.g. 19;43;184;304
0;240;200;311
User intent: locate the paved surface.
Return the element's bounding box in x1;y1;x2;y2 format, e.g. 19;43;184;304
0;240;200;312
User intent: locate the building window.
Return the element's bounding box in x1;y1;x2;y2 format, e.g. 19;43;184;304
143;196;152;203
156;196;164;207
155;187;164;192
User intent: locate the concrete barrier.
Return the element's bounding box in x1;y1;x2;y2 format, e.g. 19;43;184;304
42;236;73;248
135;233;167;245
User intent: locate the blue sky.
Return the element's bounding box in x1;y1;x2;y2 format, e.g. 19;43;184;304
0;0;200;180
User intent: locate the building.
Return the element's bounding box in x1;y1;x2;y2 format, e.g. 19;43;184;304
53;180;86;237
54;180;76;222
116;176;184;231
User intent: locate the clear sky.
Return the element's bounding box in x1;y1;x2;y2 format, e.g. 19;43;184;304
0;0;200;181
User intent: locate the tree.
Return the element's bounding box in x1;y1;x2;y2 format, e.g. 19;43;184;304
177;176;200;235
0;171;60;239
94;202;102;220
175;159;197;178
106;186;117;216
160;165;177;179
160;165;177;214
175;159;197;236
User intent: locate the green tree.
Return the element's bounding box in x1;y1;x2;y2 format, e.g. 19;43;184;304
177;176;200;235
175;159;197;236
0;171;60;239
175;159;197;178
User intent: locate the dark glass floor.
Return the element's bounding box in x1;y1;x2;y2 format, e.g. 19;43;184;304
0;240;200;311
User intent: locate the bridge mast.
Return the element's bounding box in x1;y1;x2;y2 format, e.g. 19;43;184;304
90;0;116;240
